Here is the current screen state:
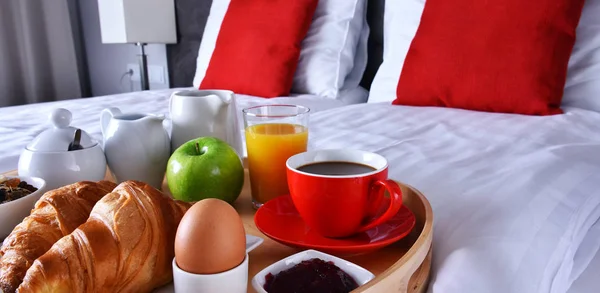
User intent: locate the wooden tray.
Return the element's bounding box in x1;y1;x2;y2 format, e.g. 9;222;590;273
4;170;433;293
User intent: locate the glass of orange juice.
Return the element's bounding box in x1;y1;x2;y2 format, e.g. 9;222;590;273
242;105;310;209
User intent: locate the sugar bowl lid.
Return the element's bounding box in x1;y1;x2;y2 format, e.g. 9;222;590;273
27;108;97;152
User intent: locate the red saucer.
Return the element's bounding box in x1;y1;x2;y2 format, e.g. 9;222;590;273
254;195;416;256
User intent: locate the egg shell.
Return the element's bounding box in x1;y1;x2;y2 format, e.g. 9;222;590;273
175;198;246;274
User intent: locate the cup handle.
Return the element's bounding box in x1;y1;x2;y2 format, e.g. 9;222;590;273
357;179;403;233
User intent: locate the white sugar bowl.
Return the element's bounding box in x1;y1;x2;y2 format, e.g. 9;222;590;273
18;108;107;189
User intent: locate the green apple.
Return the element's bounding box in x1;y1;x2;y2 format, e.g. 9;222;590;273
166;137;244;203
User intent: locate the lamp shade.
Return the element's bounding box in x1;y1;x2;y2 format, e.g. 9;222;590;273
97;0;177;44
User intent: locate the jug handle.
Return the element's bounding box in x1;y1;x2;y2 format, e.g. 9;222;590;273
100;107;122;136
169;92;175;116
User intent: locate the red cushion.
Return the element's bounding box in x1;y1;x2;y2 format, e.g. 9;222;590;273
200;0;318;98
393;0;586;115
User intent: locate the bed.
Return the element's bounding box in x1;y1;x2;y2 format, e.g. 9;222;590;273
1;0;600;292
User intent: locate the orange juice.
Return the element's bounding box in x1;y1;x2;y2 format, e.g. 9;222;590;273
245;123;308;205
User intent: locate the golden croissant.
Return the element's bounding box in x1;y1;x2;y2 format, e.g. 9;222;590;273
17;181;191;293
0;181;117;293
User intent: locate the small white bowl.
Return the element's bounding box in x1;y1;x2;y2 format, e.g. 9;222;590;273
251;249;375;293
173;254;249;293
0;176;46;239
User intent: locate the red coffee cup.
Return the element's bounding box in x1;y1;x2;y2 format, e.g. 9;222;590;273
286;149;403;238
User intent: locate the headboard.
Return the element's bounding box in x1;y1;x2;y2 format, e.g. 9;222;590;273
167;0;385;91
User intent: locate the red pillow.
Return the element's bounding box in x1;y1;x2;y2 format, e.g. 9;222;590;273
393;0;586;115
200;0;318;98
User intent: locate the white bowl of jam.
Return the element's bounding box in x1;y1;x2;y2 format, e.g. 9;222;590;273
252;249;375;293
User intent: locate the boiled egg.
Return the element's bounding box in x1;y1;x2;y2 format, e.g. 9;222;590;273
175;198;246;274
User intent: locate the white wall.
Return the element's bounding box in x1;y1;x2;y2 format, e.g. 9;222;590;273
78;0;171;97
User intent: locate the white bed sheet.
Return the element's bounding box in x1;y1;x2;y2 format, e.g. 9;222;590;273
303;103;600;293
0;87;366;173
566;219;600;293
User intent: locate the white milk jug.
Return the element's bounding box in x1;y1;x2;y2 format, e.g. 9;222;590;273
169;90;242;156
101;107;170;189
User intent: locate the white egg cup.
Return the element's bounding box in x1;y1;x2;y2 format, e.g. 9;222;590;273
172;235;263;293
172;254;249;293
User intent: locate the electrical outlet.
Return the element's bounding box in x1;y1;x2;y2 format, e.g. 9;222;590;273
127;64;140;81
148;65;165;84
126;64;165;84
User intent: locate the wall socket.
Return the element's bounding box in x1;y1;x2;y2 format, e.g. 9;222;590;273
126;64;166;84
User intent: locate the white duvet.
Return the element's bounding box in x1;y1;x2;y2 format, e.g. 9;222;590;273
307;103;600;293
1;89;599;293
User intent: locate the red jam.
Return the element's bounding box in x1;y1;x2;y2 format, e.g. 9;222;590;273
263;258;359;293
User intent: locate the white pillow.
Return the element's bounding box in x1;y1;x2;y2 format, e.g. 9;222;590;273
368;0;425;104
292;0;368;98
562;0;600;112
370;0;600;110
193;0;368;99
339;16;369;103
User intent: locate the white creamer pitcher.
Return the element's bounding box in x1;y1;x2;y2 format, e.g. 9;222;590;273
101;107;170;189
169;90;242;156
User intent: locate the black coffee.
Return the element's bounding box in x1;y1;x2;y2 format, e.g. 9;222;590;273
297;162;376;176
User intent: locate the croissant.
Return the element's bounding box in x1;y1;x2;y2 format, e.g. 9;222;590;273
17;180;191;293
0;180;117;293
